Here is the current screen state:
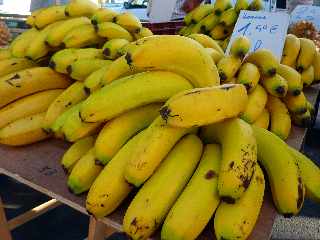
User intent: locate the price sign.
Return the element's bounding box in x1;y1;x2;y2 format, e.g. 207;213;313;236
290;5;320;31
226;10;290;60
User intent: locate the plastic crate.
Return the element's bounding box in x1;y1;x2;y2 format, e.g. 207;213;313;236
142;20;184;35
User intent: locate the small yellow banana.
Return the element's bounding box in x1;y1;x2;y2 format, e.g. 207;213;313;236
210;24;233;40
235;0;249;12
205;47;224;63
10;28;39;58
65;0;99;17
213;0;232;15
188;33;224;54
252;108;270;129
217;55;242;82
292;109;313;128
95;22;133;42
296;38;316;72
102;39;130;60
199;13;220;33
83;66;109;94
261;74;288;97
281;34;300;67
230;35;251;59
191;4;215;23
237;62;260;92
114;12;142;33
133;27;153;40
301;65;314;86
91;8;118;25
34;5;67;29
277;63;302;96
220;8;238;27
26;8;44;27
284;92;308;115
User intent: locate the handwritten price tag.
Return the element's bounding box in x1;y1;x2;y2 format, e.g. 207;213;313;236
226;10;290;60
290;5;320;31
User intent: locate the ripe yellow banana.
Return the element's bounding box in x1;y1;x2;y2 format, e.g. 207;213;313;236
61;136;95;173
292;109;312;128
161;144;221;240
237;62;260;92
252;108;270;129
198;13;220;32
278;63;302;96
34;5;67;29
125;117;194;187
133;27;153;40
235;0;249;12
83;65;109;94
0;112;50;146
281;34;300;67
80;71;192;123
91;8;119;25
217;55;242;81
245;48;279;76
101;35;220;87
102;38;129;60
284;91;308;115
26;8;44;27
114;12;142;33
43;82;88;131
313;50;320;83
95;103;161;165
123;135;203;240
0;67;71;108
214;164;265;240
191;4;215;23
248;0;264;10
62;24;103;48
220;8;238;27
46;17;91;47
261;74;288;97
289;147;320;202
213;0;232;15
252;126;304;216
210;24;233;40
205;47;224;63
68;148;102;195
68;59;112;81
201;118;257;202
0;48;12;60
95;22;133;42
240;84;267;123
296;38;316;72
301;65;314;86
49;48;103;74
230;35;251;59
160;84;248;128
188;33;224;54
0;58;36;78
0;89;63;129
65;0;99;17
86;130;145;218
266;95;291;140
10;28;39;58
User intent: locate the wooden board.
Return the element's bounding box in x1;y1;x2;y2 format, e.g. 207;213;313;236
0;84;319;240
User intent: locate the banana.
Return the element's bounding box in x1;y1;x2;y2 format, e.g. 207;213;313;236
133;27;153;40
191;22;206;35
210;24;233;40
277;63;302;96
301;65;314;86
95;22;133;42
68;59;112;81
0;48;11;60
62;24;103;48
220;8;238;27
292;109;312;128
248;0;264;10
0;89;63;129
217;55;242;81
178;26;187;36
123;135;203;240
214;164;265;240
182;24;196;36
213;0;232;16
313;51;320;83
83;65;109;94
198;13;220;32
65;0;99;17
237;62;260;92
102;38;129;60
43;82;88;131
103;35;219;87
26;8;44;27
91;8;119;25
62;106;101;142
0;67;71;108
0;58;36;78
240;84;268;123
191;4;215;23
289;147;320;202
10;28;39;58
34;5;67;29
296;38;316;72
184;9;194;25
230;35;251;59
86;130;145;217
252;126;304;216
125;117;194;187
49;48;103;74
281;34;300;67
284;91;308;115
0;112;50;146
114;12;142;33
160;84;248;128
81;71;192;123
261;74;288;97
252;108;270;129
95;103;161;165
234;0;249;12
205;47;224;63
161;144;221;240
188;33;224;54
266;95;291;140
68;148;102;195
201;118;257;202
46;17;91;47
61;136;95;173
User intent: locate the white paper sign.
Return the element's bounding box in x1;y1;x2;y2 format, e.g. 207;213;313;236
226;10;290;60
290;5;320;31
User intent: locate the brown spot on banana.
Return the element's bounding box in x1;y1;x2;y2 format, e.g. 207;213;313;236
205;170;217;179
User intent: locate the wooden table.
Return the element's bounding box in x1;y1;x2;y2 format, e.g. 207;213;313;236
0;85;319;240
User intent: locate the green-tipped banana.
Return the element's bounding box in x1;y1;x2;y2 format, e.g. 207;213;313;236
220;8;238;27
213;0;232;16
